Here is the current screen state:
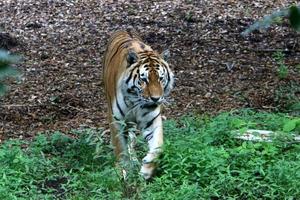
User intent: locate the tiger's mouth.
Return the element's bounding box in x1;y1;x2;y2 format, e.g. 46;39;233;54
140;96;165;107
125;89;166;107
141;101;160;109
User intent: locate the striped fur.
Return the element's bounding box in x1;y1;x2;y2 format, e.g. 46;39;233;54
103;30;174;179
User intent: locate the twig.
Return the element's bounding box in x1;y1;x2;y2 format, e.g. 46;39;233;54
0;104;40;108
0;103;92;114
247;48;295;53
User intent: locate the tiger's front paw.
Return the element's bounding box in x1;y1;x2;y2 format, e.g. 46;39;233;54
140;153;157;179
140;162;155;180
142;152;157;164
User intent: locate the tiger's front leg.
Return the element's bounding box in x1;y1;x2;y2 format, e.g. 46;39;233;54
139;113;163;179
110;117;128;162
110;117;134;180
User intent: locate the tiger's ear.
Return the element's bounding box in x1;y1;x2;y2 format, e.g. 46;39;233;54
127;51;138;66
161;49;170;61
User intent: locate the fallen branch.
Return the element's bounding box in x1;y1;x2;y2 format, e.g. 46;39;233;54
234;129;300;143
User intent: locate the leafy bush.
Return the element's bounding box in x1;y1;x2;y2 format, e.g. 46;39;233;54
242;5;300;35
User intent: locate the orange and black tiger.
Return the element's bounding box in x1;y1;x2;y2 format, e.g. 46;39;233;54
102;30;174;179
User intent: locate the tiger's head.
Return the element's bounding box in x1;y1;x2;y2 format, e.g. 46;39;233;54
122;49;174;107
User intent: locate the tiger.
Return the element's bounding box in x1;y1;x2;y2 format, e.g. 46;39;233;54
102;30;174;179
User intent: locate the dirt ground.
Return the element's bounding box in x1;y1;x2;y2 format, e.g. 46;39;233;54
0;0;299;141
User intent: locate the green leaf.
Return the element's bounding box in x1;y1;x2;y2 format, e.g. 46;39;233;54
289;102;300;111
283;119;297;132
231;119;247;129
289;6;300;31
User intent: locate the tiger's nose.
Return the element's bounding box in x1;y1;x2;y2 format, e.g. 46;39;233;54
150;97;160;102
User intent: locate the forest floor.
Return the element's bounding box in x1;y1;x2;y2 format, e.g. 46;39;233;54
0;0;299;141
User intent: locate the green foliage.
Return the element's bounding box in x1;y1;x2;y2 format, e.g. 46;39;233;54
148;110;300;199
273;51;289;79
184;11;196;23
296;64;300;73
0;129;120;200
289;5;300;31
283;118;300;132
0;50;19;96
277;65;289;79
242;5;300;35
0;110;300;199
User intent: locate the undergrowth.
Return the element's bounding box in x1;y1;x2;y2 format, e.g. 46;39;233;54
274;81;300;115
0;110;299;199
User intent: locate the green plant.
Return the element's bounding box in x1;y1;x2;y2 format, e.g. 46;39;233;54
184;10;196;23
273;51;289;79
0;50;19;96
296;64;300;72
289;5;300;31
282;118;300;132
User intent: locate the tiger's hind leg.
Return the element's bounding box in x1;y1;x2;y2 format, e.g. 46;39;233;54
139;113;163;179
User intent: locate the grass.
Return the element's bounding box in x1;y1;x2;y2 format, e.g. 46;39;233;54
1;109;300;199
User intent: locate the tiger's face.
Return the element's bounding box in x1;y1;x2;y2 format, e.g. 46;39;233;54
123;50;174;106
